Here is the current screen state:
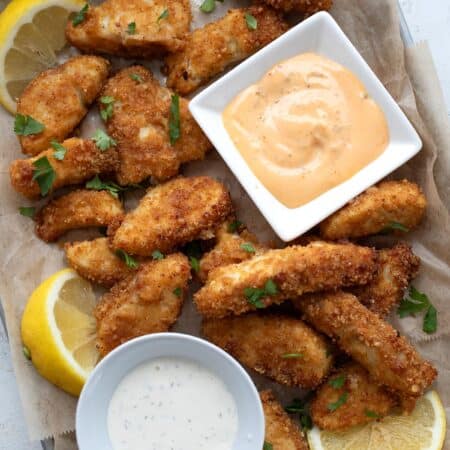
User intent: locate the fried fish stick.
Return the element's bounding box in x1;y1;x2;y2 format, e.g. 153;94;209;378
259;0;332;14
320;180;426;240
101;66;211;185
10;138;119;199
295;291;437;398
195;242;377;318
36;190;124;242
65;238;134;287
95;254;190;355
164;6;288;95
17;56;109;155
351;243;420;317
198;222;267;283
203;314;333;388
66;0;191;58
111;176;233;255
261;390;309;450
311;362;396;431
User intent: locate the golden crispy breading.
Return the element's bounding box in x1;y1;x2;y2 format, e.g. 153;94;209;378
95;254;190;355
17;56;109;155
351;243;420;317
101;66;211;185
65;238;135;287
320;180;426;240
194;241;377;318
110;176;233;256
203;314;333;388
9;138;118;199
198;222;267;283
261;390;309;450
164;6;288;95
295;291;437;398
66;0;190;58
36;190;124;242
311;363;396;431
258;0;332;14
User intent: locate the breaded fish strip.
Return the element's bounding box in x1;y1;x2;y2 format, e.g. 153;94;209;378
111;176;233;255
320;180;426;240
101;66;211;185
203;314;333;388
66;0;190;58
36;190;124;242
65;238;134;287
95;254;190;355
195;242;377;318
261;390;309;450
198;222;267;283
259;0;332;14
295;291;437;398
10;138;118;199
351;243;420;317
164;6;288;95
17;56;109;155
311;363;396;431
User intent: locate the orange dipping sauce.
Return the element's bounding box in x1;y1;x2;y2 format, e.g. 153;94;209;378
222;52;389;208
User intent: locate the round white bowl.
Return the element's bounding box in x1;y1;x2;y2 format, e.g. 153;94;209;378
76;332;265;450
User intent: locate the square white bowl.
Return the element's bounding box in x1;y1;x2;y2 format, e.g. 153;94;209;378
189;11;422;241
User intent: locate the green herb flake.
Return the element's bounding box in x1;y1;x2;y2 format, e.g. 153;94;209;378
284;398;312;430
382;221;410;233
328;374;346;389
423;304;437;334
244;13;257;30
129;73;143;83
19;206;36;218
157;8;169;22
99;96;115;122
169;94;180;145
200;0;216;13
281;353;303;359
364;409;381;419
32;156;55;196
14;114;45;136
240;242;255;253
228;220;243;233
115;249;139;269
85;175;125;199
93;129;117;151
72;3;89;26
127;21;136;34
327;392;348;412
263;442;273;450
264;279;278;295
23;346;31;360
152;250;164;260
50;140;67;160
173;287;182;297
190;256;200;273
244;279;278;309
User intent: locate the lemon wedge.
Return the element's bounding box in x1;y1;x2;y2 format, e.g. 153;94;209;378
307;390;446;450
21;268;99;396
0;0;84;113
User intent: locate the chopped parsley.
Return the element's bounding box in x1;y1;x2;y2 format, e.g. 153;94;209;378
152;250;164;260
157;8;169;22
129;73;143;83
85;175;125;199
382;221;410;233
99;96;115;122
263;442;273;450
281;353;303;359
190;256;200;273
23;346;31;360
50;140;67;160
285;398;313;430
72;3;89;26
115;249;139;269
328;374;346;389
93;129;117;151
169;94;180;145
240;242;255;253
173;287;182;297
397;286;437;334
14;114;45;136
127;21;136;34
32;157;55;196
327;392;348;412
200;0;216;13
228;220;242;233
364;409;382;419
19;206;35;218
244;13;257;30
244;279;278;309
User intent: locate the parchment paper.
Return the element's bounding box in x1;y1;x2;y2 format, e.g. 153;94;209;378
0;0;448;447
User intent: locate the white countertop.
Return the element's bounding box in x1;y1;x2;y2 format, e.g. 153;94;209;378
1;1;449;448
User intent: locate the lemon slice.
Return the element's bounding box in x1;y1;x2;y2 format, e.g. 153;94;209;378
307;390;446;450
0;0;84;113
21;268;99;396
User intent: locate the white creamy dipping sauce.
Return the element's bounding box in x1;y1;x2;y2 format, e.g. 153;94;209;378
107;357;239;450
